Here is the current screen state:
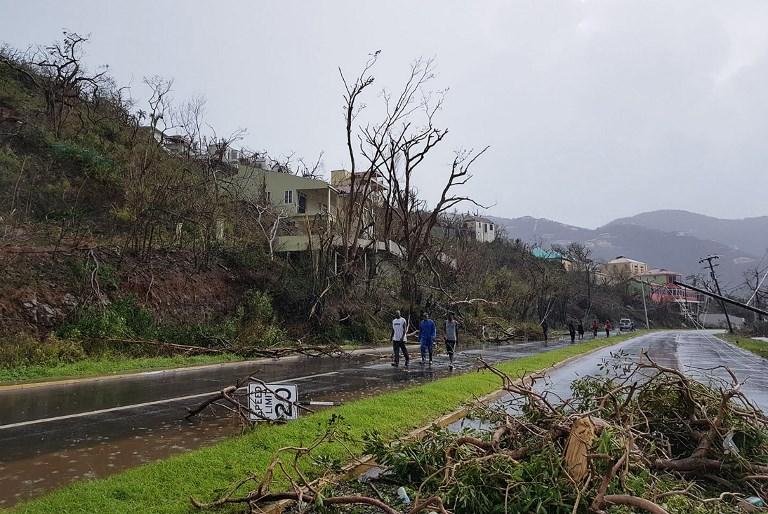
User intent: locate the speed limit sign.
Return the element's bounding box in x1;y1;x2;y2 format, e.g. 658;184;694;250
247;383;298;421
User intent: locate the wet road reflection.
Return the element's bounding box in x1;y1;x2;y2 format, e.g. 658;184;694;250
0;337;574;506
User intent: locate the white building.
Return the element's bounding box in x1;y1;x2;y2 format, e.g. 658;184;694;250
463;216;496;243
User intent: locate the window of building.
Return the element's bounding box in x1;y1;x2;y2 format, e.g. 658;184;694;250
284;190;293;204
484;223;488;233
266;191;271;202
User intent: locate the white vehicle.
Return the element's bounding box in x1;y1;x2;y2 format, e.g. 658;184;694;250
619;318;635;331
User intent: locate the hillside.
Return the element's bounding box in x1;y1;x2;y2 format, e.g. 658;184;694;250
610;210;768;257
490;212;763;291
2;32;669;375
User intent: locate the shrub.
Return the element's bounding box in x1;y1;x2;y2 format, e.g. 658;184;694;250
346;318;379;344
240;290;275;323
58;296;156;342
0;334;85;368
747;321;768;337
232;290;287;350
220;245;269;270
65;255;119;291
49;140;114;179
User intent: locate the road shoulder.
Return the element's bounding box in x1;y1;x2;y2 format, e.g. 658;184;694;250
11;331;651;514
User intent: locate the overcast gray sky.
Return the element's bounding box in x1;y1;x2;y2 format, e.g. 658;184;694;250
2;1;767;228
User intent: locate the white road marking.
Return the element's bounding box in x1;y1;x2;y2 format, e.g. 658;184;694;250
0;391;218;430
290;371;339;381
0;372;340;430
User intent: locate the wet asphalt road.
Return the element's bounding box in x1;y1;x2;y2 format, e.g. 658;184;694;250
451;330;768;436
532;330;768;409
4;331;765;507
0;337;575;507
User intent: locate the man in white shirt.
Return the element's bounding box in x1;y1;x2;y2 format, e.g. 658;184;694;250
444;312;458;370
391;310;409;367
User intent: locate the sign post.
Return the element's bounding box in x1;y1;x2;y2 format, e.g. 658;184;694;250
247;383;299;421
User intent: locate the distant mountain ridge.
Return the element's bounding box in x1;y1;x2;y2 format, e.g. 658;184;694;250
609;210;768;257
489;210;768;292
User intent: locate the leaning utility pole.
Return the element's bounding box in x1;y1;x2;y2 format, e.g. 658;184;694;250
638;279;650;329
674;280;768;317
699;255;734;333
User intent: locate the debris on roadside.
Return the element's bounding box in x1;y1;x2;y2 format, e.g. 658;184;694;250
192;352;768;513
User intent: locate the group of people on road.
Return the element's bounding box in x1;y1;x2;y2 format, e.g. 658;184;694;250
391;311;459;370
542;318;614;343
392;310;618;369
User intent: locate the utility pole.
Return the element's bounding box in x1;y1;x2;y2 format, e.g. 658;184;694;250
699;255;734;334
639;279;650;329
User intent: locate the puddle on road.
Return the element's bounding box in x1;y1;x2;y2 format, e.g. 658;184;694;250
0;414;238;507
1;341;574;507
0;365;453;506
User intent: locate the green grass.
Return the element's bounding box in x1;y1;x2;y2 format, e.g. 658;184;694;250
0;354;245;385
717;332;768;359
10;331;651;514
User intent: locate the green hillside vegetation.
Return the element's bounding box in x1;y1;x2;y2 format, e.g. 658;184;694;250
0;33;674;377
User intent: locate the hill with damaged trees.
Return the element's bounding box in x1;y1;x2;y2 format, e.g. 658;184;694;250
0;32;668;375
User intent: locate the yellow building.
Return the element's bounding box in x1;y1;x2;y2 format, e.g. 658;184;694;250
601;256;648;282
236;166;339;219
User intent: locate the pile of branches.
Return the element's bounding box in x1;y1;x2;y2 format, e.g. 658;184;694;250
193;352;768;513
481;317;544;343
102;336;347;359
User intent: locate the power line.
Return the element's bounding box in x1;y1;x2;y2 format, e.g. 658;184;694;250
747;267;768;307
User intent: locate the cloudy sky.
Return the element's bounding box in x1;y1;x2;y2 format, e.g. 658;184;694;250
2;1;767;228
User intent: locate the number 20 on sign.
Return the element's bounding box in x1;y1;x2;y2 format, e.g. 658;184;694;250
247;383;298;421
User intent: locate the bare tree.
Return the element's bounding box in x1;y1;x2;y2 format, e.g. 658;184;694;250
563;242;600;319
0;32;110;137
240;179;288;261
340;55;488;313
296;151;325;178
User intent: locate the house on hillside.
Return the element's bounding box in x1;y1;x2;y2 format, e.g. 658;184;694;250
207;144;245;164
238;166;338;218
330;169;387;199
635;269;703;304
162;134;196;156
532;247;573;271
234;166;339;251
601;256;648;283
138;126;195;155
463;216;496;243
330;169;387;240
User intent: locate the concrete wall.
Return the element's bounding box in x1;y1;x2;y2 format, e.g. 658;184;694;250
465;220;496;243
700;313;746;329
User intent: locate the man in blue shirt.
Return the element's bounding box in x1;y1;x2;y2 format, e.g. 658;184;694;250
419;312;437;366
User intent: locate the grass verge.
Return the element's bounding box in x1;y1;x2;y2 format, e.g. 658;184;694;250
10;331;651;514
716;332;768;359
0;354;245;385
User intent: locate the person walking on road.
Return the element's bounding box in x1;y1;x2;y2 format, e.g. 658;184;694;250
568;320;576;344
444;313;458;370
577;320;585;340
605;319;612;338
541;320;549;343
391;310;409;367
592;320;599;338
419;312;437;366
